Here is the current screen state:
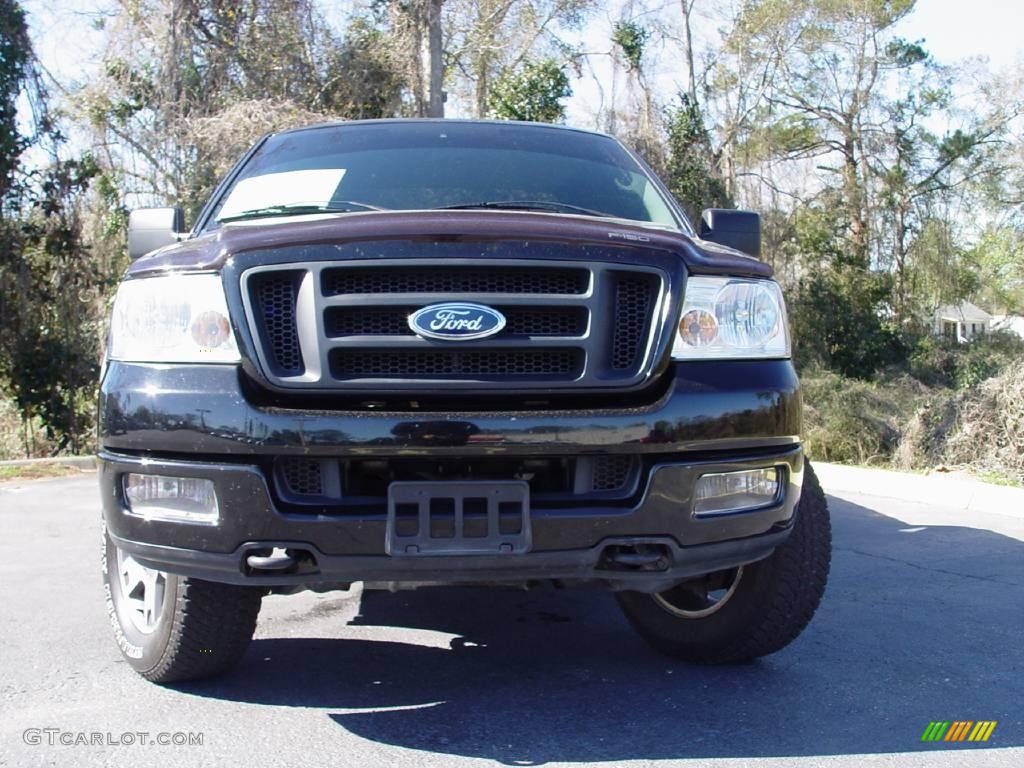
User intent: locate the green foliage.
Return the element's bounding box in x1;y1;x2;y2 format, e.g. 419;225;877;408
785;206;905;377
736;112;821;164
909;332;1024;389
905;219;978;308
0;0;28;203
789;268;905;378
487;58;571;123
965;226;1024;313
0;1;103;455
663;95;731;219
0;158;102;454
612;21;648;71
885;37;928;67
324;18;404;120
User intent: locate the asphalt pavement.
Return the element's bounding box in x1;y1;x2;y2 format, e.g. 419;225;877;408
0;472;1021;767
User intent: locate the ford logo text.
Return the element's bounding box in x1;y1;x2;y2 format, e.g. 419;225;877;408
408;303;507;341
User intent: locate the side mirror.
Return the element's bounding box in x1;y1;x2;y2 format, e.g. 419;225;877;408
699;209;761;259
127;207;186;260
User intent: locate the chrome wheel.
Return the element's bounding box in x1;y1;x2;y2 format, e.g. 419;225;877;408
652;566;744;619
115;548;168;634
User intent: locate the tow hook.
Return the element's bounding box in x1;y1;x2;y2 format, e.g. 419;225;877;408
600;543;672;571
245;547;298;572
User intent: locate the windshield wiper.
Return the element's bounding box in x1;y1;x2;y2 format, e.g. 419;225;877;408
435;200;613;218
218;201;386;223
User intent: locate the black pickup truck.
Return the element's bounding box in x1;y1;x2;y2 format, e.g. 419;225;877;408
99;119;830;683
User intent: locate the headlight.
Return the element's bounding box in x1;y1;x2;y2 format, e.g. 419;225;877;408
108;274;241;363
672;276;790;359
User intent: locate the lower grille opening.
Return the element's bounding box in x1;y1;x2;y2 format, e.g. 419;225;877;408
328;348;584;381
591;455;636;491
273;455;641;511
281;458;322;496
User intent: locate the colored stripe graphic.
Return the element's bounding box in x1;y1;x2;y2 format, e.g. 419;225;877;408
921;722;949;741
945;721;972;741
921;721;996;743
971;722;997;742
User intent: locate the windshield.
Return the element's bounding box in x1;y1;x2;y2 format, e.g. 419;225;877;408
205;121;684;230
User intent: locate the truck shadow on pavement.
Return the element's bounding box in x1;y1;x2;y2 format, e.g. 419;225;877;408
182;496;1023;763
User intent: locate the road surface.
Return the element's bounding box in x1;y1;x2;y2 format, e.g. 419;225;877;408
1;473;1021;767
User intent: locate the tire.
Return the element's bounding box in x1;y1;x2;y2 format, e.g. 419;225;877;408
616;460;831;664
101;525;264;683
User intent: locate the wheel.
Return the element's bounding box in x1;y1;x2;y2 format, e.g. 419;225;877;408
101;525;264;683
616;460;831;664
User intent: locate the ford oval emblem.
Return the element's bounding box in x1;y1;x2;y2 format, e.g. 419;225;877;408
408;302;506;341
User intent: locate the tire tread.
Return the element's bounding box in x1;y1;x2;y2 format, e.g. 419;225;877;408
143;579;263;684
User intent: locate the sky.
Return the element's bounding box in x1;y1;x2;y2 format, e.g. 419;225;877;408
19;0;1024;128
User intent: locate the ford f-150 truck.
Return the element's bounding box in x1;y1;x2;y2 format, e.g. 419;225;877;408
98;119;831;683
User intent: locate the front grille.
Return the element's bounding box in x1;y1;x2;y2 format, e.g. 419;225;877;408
326;306;587;338
611;273;658;369
250;271;303;375
330;348;582;380
323;266;589;296
242;257;666;392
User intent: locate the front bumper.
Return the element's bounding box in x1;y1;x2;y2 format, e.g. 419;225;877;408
99;360;803;590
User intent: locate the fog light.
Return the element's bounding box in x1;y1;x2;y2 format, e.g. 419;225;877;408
694;468;781;516
124;474;219;525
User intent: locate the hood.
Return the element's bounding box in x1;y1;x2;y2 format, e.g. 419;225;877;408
126;209;772;279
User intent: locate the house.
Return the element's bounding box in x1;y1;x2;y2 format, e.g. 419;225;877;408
933;301;992;342
990;314;1024;340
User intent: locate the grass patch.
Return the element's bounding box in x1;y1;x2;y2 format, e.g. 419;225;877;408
0;463;93;482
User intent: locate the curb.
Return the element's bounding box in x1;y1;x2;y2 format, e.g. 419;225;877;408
813;461;1024;517
0;455;96;469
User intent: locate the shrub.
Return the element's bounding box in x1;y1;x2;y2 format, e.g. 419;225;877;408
788;269;905;379
909;331;1024;389
944;361;1024;484
801;369;908;464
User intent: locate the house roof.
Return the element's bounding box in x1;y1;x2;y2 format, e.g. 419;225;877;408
935;301;992;323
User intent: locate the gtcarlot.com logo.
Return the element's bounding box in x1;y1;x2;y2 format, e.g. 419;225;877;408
921;721;997;743
23;729;204;747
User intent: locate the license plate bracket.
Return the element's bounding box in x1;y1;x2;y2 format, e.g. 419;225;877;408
386;481;531;556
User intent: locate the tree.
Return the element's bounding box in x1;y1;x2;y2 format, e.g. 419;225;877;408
722;0;920;267
445;0;592;118
82;1;403;218
610;18;660;164
664;93;731;220
871;41;1009;320
385;0;444;116
327;17;405;120
966;226;1024;314
0;0;29;207
0;0;103;454
785;205;903;377
487;58;570;122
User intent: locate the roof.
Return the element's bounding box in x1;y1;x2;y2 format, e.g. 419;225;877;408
935;301;992;323
273;118;616;141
